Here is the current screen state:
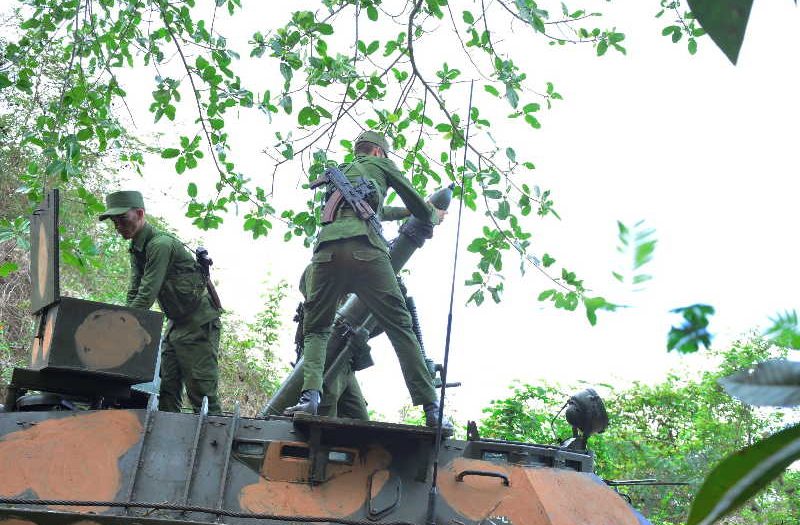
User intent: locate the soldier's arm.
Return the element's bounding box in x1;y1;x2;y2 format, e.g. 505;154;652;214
381;205;411;221
126;255;142;305
378;158;439;225
127;238;172;310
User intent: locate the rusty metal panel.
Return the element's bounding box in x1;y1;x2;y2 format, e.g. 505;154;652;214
0;410;650;525
29;190;59;314
0;410;146;512
28;297;162;384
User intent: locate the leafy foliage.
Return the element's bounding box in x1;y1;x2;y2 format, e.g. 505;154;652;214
613;219;656;290
0;0;711;324
217;282;289;416
684;0;753;64
655;1;707;57
687;357;800;525
688;423;800;525
479;337;799;525
667;303;714;353
763;309;800;350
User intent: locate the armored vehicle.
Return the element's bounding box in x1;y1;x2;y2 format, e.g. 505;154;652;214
0;190;651;525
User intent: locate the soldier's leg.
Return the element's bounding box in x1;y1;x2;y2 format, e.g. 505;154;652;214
350;243;437;407
318;369;346;417
337;374;370;420
158;327;184;412
301;245;347;394
175;319;222;414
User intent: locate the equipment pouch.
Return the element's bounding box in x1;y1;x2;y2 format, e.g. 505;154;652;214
159;270;206;321
350;327;374;371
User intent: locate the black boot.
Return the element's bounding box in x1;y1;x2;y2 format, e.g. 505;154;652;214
423;400;454;435
284;389;321;416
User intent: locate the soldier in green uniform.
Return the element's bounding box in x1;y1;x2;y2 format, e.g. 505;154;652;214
99;191;223;414
297;265;369;420
285;131;450;429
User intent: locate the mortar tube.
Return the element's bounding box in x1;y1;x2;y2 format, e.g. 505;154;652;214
261;185;453;416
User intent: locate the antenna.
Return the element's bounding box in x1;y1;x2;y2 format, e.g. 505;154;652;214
426;80;474;525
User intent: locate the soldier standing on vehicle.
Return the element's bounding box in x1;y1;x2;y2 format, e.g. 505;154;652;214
285;131;450;430
296;264;369;420
100;190;223;414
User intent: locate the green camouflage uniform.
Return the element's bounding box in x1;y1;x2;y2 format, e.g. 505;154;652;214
302;153;439;407
127;222;222;414
298;265;369;420
298;205;410;420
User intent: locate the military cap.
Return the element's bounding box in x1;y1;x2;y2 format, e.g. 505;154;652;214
355;130;391;154
99;190;145;220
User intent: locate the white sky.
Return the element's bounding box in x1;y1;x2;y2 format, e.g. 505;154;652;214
89;1;800;423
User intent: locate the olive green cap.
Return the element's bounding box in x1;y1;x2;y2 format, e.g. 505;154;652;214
99;190;145;220
355;130;391;154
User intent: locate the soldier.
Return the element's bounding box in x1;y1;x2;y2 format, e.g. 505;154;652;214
296;264;369;420
295;205;424;421
99;191;223;414
285;131;450;430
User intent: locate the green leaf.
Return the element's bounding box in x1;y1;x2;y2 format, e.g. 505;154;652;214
718;360;800;407
687;423;800;525
298;106;320;126
668;304;715;354
187;182;198;198
279;95;293;114
484;85;500;97
596;40;608;56
505;87;519;108
161;148;181;159
537;289;555;301
686;0;754;64
583;296;616;326
0;261;18;277
0;73;12;89
542;253;555;267
462;10;474;24
522;103;540;113
505;147;516;162
764;310;800;349
367;5;378;21
688;37;698;55
315;23;334;35
210;118;224;130
615;220;656;286
464;272;483;285
635;239;657;269
524;115;541;129
76;128;93;141
496;200;510;220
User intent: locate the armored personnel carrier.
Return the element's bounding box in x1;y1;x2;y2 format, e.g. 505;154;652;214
0;190;651;525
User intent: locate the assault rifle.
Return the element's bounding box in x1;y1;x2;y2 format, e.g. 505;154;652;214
195;247;223;311
310;167;385;242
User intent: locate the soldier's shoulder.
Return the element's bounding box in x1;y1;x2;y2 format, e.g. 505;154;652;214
363;156;401;174
149;229;182;249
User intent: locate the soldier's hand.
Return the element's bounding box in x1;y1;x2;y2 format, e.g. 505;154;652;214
435;207;447;224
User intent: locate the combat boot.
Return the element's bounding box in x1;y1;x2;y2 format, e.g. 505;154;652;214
423;400;454;435
284;389;321;416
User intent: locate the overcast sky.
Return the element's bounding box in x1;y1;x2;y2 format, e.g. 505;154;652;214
86;0;800;423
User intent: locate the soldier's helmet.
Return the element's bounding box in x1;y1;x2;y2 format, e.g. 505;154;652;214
99;190;145;220
355;131;391;155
